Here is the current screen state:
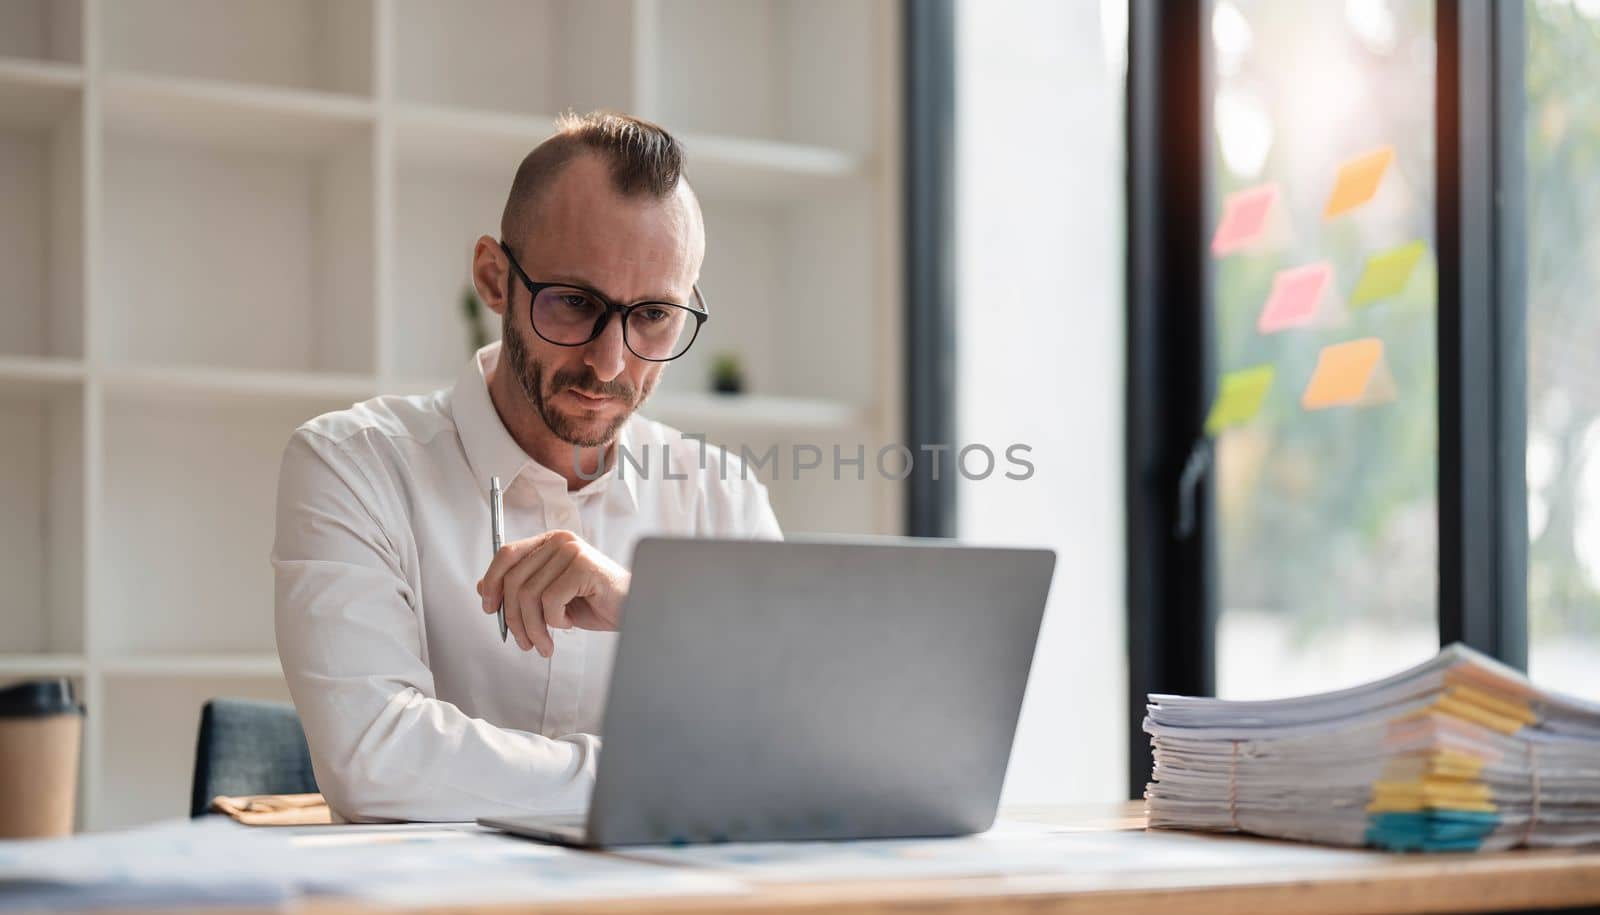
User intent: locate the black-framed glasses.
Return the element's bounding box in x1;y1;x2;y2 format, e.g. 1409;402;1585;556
499;241;709;362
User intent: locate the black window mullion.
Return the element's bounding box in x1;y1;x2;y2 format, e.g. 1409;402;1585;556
1125;0;1212;799
904;0;959;539
1436;0;1528;669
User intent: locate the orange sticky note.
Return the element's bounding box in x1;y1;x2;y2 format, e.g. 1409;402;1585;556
1323;146;1395;219
1211;183;1279;257
1301;338;1397;410
1257;261;1336;334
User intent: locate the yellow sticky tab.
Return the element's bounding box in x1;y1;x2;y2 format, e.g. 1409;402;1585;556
1429;749;1488;780
1204;365;1275;435
1324;145;1395;219
1368;778;1496;814
1382;749;1488;782
1350;240;1428;307
1301;338;1396;410
1447;682;1537;728
1433;694;1525;735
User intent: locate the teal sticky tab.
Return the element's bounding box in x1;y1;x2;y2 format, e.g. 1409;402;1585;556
1419;837;1487;852
1429;810;1499;825
1366;812;1495;853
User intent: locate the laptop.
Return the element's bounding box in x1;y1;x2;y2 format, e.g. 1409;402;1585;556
479;534;1056;847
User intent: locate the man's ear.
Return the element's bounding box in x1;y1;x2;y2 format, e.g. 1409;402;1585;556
471;235;510;317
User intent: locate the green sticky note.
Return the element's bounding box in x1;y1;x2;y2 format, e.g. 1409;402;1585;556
1350;240;1428;307
1204;365;1275;435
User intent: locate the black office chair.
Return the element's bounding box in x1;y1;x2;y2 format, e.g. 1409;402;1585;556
189;698;319;817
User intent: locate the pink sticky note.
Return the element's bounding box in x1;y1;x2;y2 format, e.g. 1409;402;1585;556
1211;183;1279;257
1256;261;1334;334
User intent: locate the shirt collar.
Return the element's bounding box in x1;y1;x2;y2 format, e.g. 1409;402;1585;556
450;342;640;510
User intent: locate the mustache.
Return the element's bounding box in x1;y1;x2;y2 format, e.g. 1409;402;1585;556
552;374;634;401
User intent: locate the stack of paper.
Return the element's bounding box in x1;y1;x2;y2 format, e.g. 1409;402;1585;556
1144;644;1600;851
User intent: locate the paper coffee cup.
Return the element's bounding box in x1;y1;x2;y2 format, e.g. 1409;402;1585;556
0;679;84;838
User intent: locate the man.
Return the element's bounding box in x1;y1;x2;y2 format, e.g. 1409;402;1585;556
273;112;781;823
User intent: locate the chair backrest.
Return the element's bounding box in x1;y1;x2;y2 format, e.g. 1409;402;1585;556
190;698;318;817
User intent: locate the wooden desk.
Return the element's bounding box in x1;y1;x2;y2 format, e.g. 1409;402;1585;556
298;804;1600;915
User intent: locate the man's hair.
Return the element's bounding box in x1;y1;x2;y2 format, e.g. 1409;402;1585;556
500;110;687;240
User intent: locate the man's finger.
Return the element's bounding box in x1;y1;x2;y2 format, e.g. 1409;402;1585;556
518;547;578;655
516;577;560;659
524;541;581;632
501;544;555;653
505;598;533;652
497;551;536;652
479;533;555;611
501;536;576;625
542;562;592;632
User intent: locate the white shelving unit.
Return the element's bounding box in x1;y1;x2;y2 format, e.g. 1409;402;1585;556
0;0;902;831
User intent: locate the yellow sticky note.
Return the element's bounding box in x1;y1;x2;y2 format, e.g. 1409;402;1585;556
1204;365;1275;435
1301;338;1395;410
1323;146;1395;219
1350;240;1428;307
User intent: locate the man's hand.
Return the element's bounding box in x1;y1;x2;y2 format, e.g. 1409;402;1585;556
476;530;630;657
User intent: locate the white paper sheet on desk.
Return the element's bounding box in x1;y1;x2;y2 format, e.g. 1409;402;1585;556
0;817;743;910
619;820;1384;883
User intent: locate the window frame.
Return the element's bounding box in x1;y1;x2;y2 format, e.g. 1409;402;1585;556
1123;0;1529;797
904;0;960;538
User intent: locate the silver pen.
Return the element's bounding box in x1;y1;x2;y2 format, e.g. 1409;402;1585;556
490;476;508;642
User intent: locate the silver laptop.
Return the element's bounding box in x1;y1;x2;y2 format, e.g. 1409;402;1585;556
479;534;1056;847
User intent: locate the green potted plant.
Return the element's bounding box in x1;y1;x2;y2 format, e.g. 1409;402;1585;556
710;351;746;395
461;285;490;352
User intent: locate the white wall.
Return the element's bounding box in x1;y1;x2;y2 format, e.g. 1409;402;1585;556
955;0;1127;805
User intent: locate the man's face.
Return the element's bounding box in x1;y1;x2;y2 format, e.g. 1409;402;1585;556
500;155;703;448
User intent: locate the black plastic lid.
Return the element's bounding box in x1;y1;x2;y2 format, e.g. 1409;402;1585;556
0;678;83;718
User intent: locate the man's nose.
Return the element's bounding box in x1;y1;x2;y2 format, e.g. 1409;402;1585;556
583;313;629;381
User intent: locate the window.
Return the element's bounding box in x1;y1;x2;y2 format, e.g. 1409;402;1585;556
1526;0;1600;695
953;0;1127;804
1127;0;1578;794
1207;0;1440;697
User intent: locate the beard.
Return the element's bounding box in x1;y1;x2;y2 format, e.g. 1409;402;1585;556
501;311;655;448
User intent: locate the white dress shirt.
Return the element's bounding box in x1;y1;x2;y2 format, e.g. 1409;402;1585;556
272;343;782;822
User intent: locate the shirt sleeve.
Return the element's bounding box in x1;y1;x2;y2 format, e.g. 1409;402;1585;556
746;478;783;540
272;429;597;823
705;441;782;540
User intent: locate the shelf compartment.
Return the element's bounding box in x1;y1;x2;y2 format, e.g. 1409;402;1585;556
99;394;353;658
0;382;84;655
101;0;372;96
652;0;875;154
94;673;290;831
392;0;634;118
386;185;879;408
100;101;375;375
0;2;82;64
389;163;506;382
0;71;82;360
665;195;878;407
